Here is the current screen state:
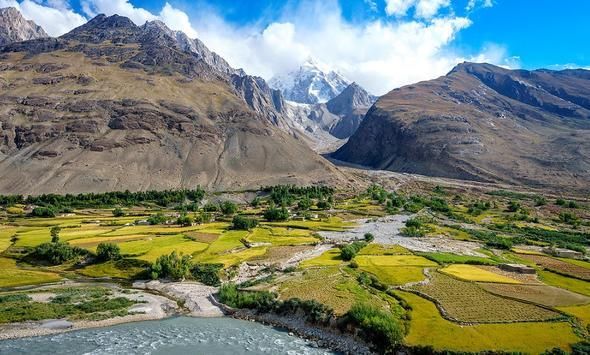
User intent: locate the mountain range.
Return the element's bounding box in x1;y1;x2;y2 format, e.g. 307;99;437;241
1;8;589;194
333;62;590;191
0;11;347;194
269;59;350;104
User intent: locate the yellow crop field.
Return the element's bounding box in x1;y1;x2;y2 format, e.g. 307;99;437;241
0;226;17;252
117;235;209;262
440;264;521;284
361;265;426;285
358;243;411;255
300;248;342;268
557;304;590;327
398;291;580;353
355;255;437;267
0;257;61;288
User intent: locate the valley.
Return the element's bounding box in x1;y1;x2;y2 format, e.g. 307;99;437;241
0;176;589;353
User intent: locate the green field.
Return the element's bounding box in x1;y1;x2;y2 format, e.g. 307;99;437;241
0;257;61;288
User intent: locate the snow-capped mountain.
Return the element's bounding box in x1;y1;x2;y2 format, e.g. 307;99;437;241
269;58;350;104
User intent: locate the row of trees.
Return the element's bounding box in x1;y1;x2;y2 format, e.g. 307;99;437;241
1;188;206;208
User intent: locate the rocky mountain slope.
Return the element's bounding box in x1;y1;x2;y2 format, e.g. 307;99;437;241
0;14;346;194
333;62;590;192
269;59;349;104
0;7;48;46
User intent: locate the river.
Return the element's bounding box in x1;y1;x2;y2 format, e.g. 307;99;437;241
0;317;337;355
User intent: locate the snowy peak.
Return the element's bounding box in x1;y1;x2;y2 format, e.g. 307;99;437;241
269;59;350;104
0;7;48;46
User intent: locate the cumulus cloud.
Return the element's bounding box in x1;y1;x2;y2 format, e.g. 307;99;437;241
385;0;450;19
0;0;86;36
191;1;514;95
81;0;198;37
466;0;493;11
0;0;515;95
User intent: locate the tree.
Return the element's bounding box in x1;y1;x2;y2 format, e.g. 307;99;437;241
150;251;192;281
507;200;521;212
96;243;121;261
264;205;289;221
50;226;61;243
31;206;56;218
232;215;258;230
112;207;125;217
297;196;312;211
220;201;238;215
176;214;194;226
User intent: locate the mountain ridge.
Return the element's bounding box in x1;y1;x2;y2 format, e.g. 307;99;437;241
0;7;48;46
333;62;590;192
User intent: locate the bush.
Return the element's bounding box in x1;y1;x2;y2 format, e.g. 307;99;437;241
32;242;87;265
507;200;521;212
218;283;277;311
316;200;331;210
176;214;194;226
31;206;56;218
401;226;425;238
340;241;367;261
297;196;312;211
147;213;167;225
112;208;125;217
534;196;547;206
50;226;61;243
264;205;289;221
559;212;579;225
364;233;375;242
191;263;223;286
150;251;192;281
405;218;423;229
346;303;404;352
203;203;218;212
96;243;121;262
250;197;261;207
231;215;258;230
220;201;238;215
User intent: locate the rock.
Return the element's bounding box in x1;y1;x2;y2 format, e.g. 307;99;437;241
0;7;48;46
41;319;73;330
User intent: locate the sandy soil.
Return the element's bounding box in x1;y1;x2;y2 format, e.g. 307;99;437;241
133;280;224;317
320;215;486;256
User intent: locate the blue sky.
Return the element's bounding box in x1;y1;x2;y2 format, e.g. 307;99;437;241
2;0;589;94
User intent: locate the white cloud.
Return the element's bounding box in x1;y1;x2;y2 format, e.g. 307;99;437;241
385;0;416;17
191;1;514;95
415;0;450;19
0;0;86;36
0;0;513;95
81;0;198;37
385;0;450;19
466;0;493;11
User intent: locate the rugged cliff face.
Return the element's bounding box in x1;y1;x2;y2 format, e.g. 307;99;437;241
333;62;590;192
0;7;48;46
0;14;345;194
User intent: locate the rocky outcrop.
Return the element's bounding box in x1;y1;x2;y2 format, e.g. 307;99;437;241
333;62;590;192
0;7;48;46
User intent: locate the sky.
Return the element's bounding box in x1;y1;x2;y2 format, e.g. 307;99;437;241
1;0;589;95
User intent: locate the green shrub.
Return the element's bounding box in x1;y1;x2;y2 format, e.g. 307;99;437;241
218;284;277;311
232;215;258;230
401;226;425;238
340;241;367;261
50;226;61;243
346;303;404;352
203;202;218;212
507;200;521;212
364;233;375;242
220;201;238;215
191;263;223;286
32;242;87;265
147;213;167;225
150;251;192;281
176;214;194;226
96;243;121;262
297;196;312;210
316;200;331;210
31;206;56;218
264;205;289;221
112;208;125;217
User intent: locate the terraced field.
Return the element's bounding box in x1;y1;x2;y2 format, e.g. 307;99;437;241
277;267;399;315
0;257;61;288
411;273;562;323
300;248;343;268
480;283;590;307
355;254;432;285
440;264;521;284
398;290;581;353
521;254;590;280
